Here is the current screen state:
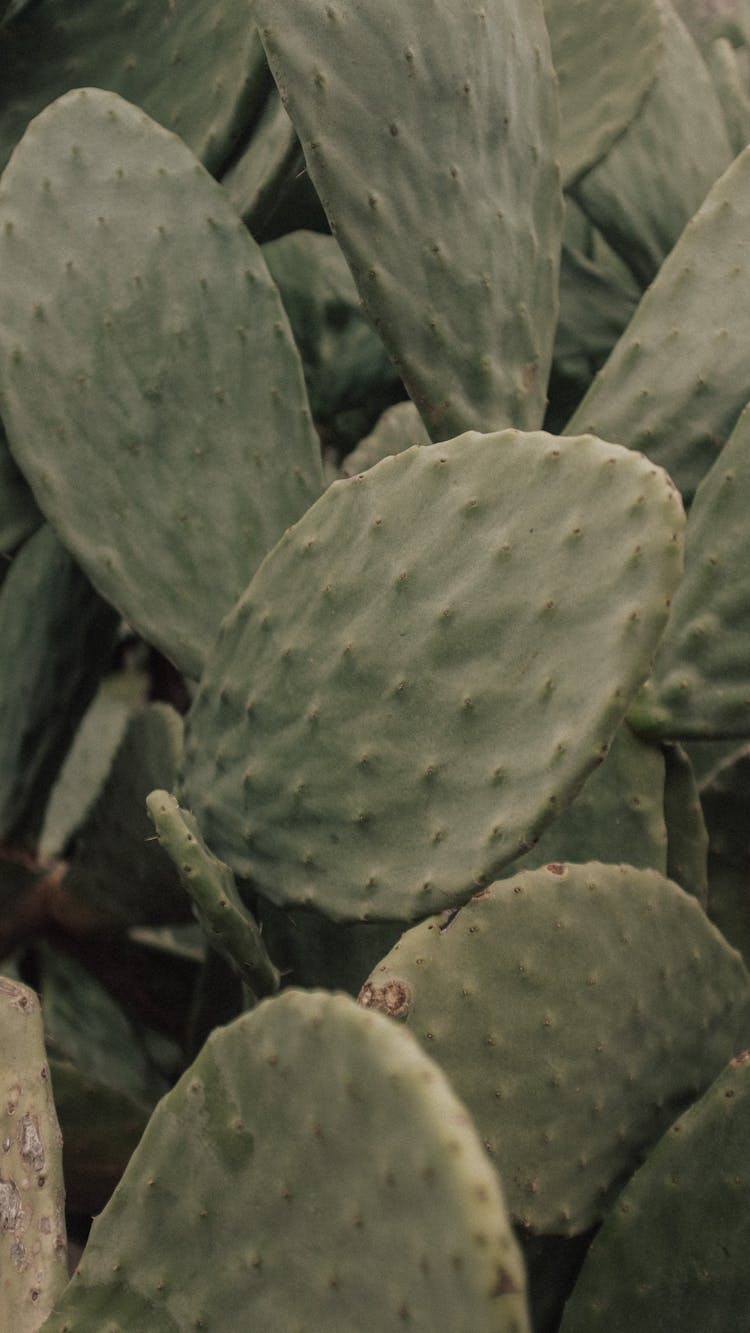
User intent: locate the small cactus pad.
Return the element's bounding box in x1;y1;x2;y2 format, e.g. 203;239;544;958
662;742;708;902
255;0;562;437
0;0;269;175
0;525;118;844
182;428;684;922
701;744;750;966
0;430;39;554
566;145;750;503
628;402;750;739
508;720;668;876
340;400;430;477
0;88;323;678
542;0;663;186
359;862;750;1234
559;1051;750;1331
46;990;530;1333
63;706;186;928
146;791;282;998
573;5;732;287
0;976;67;1330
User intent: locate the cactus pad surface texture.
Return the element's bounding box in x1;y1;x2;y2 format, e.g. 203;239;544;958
46;990;530;1333
255;0;562;438
359;862;750;1234
182;427;684;921
559;1051;750;1331
0;88;323;679
0;976;67;1331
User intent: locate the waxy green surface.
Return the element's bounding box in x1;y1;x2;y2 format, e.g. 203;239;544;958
182;428;683;922
256;0;562;438
361;863;750;1234
0;89;323;678
47;991;530;1333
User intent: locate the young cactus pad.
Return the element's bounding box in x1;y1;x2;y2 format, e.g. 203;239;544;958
0;88;323;679
46;990;530;1333
255;0;562;437
559;1052;750;1331
182;428;684;922
359;862;750;1234
0;976;66;1331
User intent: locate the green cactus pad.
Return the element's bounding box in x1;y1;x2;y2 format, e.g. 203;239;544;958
360;862;750;1234
38;669;149;861
0;976;67;1330
707;36;750;154
560;1051;750;1331
47;990;530;1333
628;402;750;739
662;742;708;902
255;0;561;438
508;721;668;876
555;239;638;370
62;705;186;929
146;791;282;998
220;88;301;233
542;0;663;187
0;431;40;554
702;745;750;966
340;400;430;478
0;0;269;175
673;0;750;49
566;146;750;503
573;4;732;288
262;229;400;424
0;88;323;679
38;946;171;1216
182;428;684;922
0;525;118;845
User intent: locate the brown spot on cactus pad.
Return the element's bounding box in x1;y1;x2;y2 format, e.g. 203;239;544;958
357;979;413;1020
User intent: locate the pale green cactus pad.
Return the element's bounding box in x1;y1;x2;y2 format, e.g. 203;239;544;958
0;0;269;175
662;742;709;902
0;88;323;678
628;402;750;739
542;0;664;187
573;4;732;287
46;990;530;1333
0;524;118;844
507;720;668;876
340;400;430;478
0;976;67;1331
560;1051;750;1331
359;862;750;1234
255;0;562;438
567;146;750;503
182;428;684;922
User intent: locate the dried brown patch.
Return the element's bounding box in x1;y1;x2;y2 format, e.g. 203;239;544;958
357;979;413;1020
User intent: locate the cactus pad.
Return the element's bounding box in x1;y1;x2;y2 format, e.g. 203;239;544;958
559;1051;750;1331
46;990;530;1333
360;862;750;1234
182;428;683;921
0;976;66;1330
0;89;323;678
255;0;562;437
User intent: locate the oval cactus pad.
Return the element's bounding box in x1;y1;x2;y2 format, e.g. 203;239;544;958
0;89;323;678
360;863;750;1234
182;428;684;921
46;990;529;1333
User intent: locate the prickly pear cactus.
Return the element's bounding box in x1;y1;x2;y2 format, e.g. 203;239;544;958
181;427;683;921
0;976;66;1331
46;991;531;1333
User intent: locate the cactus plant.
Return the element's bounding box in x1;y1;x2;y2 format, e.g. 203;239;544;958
0;0;748;1327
